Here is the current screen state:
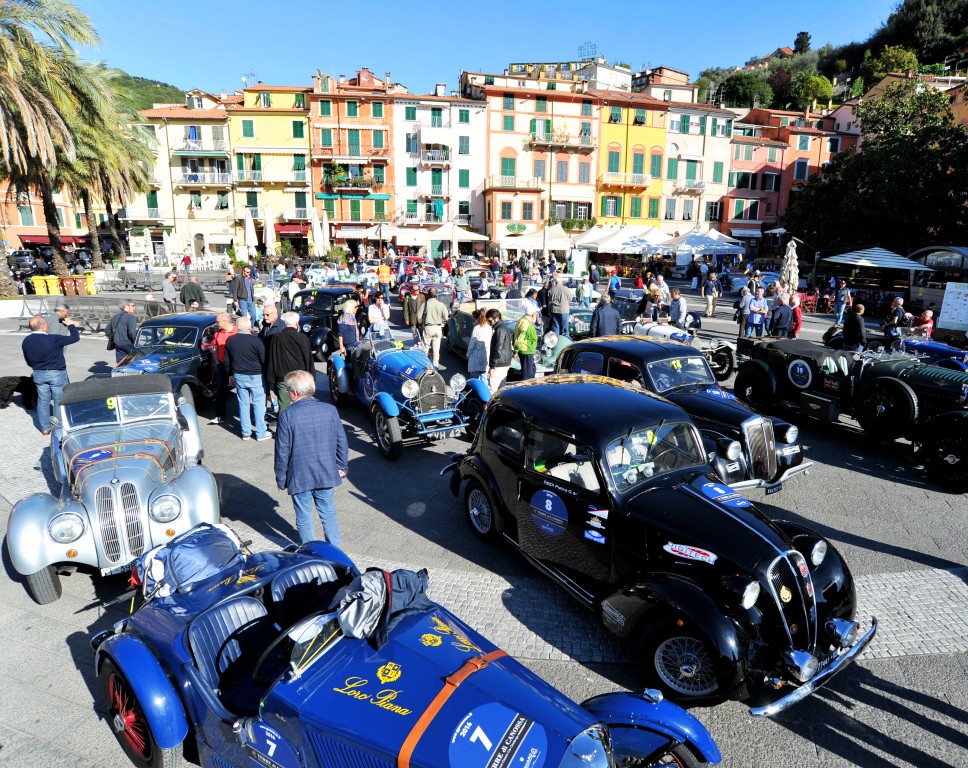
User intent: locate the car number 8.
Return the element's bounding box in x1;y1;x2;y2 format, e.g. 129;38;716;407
545;498;553;511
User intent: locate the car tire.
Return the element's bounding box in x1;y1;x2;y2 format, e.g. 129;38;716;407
99;657;179;768
707;345;735;382
639;625;721;702
178;384;194;408
372;405;403;460
855;376;918;441
615;743;704;768
920;422;968;491
328;365;347;408
461;393;486;438
24;564;62;605
732;365;774;411
464;480;499;542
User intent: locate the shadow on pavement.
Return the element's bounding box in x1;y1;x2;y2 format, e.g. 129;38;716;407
216;472;294;548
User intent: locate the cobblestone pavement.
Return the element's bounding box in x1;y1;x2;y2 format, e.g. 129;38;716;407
0;296;966;767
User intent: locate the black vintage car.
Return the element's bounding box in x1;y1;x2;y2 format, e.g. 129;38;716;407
734;337;968;490
290;287;369;362
555;337;810;493
443;376;875;715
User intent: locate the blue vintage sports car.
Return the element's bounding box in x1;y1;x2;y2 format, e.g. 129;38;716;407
329;329;491;459
91;524;721;768
825;327;968;371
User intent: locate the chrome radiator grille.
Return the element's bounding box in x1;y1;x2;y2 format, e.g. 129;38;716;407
415;371;447;413
95;486;122;563
742;417;778;481
767;552;818;651
94;483;146;563
120;482;145;556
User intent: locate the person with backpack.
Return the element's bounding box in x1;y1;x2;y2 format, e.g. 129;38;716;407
107;299;138;363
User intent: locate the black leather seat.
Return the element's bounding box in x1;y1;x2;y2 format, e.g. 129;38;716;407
269;560;342;628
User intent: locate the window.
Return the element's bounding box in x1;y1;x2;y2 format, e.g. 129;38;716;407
372;102;383;118
733;144;741;160
293;191;307;210
735;172;756;189
430;107;443;127
734;199;744;219
569;351;604;375
684;160;698;181
241;119;254;138
245;191;258;209
632;153;644;177
648;197;659;219
630;197;642;218
580;122;592;144
323;199;335;218
405;133;418;153
681;114;691;134
258;92;271;108
579;162;590;184
664;198;676;220
293;154;306;171
374;199;386;219
487;408;527;455
797;135;809;151
503;115;514;131
651;153;662;179
536;96;547;113
781;117;789;127
500;201;512;220
609;106;622;123
556;160;568;183
747;200;760;220
319;99;332;116
768;147;778;163
682;200;694;221
459;108;469;123
146;191;159;210
54;207;65;226
347;129;361;156
846;121;852;131
533;159;545;181
761;173;778;191
216;191;229;210
663;89;672;102
294;93;305;109
667;157;678;180
669;115;681;133
346;101;358;117
372;130;385;149
794;159;809;180
373;165;385;184
711;118;726;137
459;169;470;188
503;94;514;111
602;196;620;217
522;202;533;220
705;201;720;222
349;199;361;222
406;167;417;186
320;128;332;147
743;145;753;161
827;137;841;153
459;135;469;154
581;100;592;117
18;205;33;225
608;151;620;174
405;106;417;121
634;108;646;125
712;161;724;184
406;199;417;218
484;76;495;85
501;157;516;177
292;120;305;139
459;200;470;217
575;202;591;220
74;213;82;228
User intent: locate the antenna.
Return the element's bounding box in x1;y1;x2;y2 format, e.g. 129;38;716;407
241;70;256;88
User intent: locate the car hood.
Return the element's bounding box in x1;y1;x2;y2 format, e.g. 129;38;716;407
278;607;591;766
380;349;435;376
116;347;197;374
625;474;789;574
65;423;178;491
663;385;754;425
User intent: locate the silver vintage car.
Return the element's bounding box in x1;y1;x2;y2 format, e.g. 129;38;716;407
6;374;220;604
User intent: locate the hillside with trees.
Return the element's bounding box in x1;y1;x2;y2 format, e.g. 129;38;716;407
110;70;184;111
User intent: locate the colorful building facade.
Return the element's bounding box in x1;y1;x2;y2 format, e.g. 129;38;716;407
723;126;788;246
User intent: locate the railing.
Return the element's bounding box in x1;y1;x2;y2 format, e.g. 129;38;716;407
530;132;594;149
600;172;651;186
485;175;542;190
430;184;445;196
282;208;309;220
404;211;419;222
329;176;375;190
413;119;452;130
234;170;264;182
176;172;232;184
175;140;228;152
421;149;451;163
234;207;261;219
121;207;163;220
455;214;473;226
293;169;308;182
675;180;706;191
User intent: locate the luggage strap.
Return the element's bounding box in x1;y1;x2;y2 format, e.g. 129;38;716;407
397;648;507;768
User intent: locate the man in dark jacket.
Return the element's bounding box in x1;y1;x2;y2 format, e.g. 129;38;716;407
268;311;314;412
22;315;80;433
225;316;269;440
589;294;621;337
259;302;286;417
231;265;257;321
769;295;793;337
485;308;513;392
842;304;868;351
179;276;206;309
107;299;138;363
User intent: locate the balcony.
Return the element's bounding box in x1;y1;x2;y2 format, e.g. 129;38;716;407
173;140;229;155
233;170;311;184
529;132;594;151
282;208;309;220
599;172;651;187
674;180;706;193
234;170;264;183
421;149;451;165
327;176;378;192
455;214;474;227
312;146;389;162
485;175;542;191
175;172;233;185
121;207;164;221
234;207;262;220
401;212;443;225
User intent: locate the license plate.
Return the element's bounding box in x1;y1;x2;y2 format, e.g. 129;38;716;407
430;429;463;440
573;321;590;332
766;484;783;495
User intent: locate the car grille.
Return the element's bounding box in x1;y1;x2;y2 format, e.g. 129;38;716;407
573;319;590;334
742;417;778;481
415;371;447;414
95;483;146;563
308;731;392;768
766;552;818;651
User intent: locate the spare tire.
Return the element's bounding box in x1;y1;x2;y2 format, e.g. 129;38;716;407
733;364;775;411
855;376;918;441
708;345;735;382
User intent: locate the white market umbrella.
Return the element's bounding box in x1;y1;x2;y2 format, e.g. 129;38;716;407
263;206;277;258
780;240;800;290
823;247;935;271
395;227;431;247
243;208;258;258
141;227;152;257
162;230;173;260
430;221;488;243
320;206;331;252
309;206;324;259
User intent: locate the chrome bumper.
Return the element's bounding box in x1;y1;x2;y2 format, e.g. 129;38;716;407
731;461;814;492
749;616;878;717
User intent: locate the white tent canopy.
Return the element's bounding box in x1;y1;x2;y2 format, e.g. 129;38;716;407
824;247;935;272
646;228;745;256
243;208;259;258
590;225;671;254
499;223;572;251
309;207;324;259
430;221;489;242
572;224;619;247
395;228;432;247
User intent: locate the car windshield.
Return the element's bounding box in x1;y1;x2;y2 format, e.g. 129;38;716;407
289;612;343;679
646;356;715;393
293;294;334;312
371;327;422;354
63;393;173;429
605;421;706;489
135;325;199;348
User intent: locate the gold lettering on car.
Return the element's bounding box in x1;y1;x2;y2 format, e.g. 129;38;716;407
428;615;482;653
207;565;264;592
332;677;412;716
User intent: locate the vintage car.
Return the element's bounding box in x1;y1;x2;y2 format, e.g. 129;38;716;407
6;374;220;604
91;524;720;768
467;269;509;299
113;311;218;405
824;325;968;372
443;376;876;714
633;319;737;382
290;286;369;362
398;274;454;309
555;337;810;493
734;337;968;489
329;329;491;459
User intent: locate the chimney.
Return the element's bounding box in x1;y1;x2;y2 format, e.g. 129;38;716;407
435;83;446;97
220;89;226;100
339;74;346;85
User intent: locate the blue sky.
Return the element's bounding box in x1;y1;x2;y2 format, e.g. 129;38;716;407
75;0;895;95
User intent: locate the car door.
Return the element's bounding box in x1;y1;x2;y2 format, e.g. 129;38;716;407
479;405;528;533
515;426;613;596
196;324;216;388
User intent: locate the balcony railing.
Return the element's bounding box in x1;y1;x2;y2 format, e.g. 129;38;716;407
122;207;164;220
404;211;419;222
413;119;452;130
282;208;309;220
455;214;473;227
530;132;594;150
312;147;387;161
430;184;445;196
675;180;707;192
485;175;542;191
421;149;451;164
600;172;651;187
176;172;233;185
234;207;262;220
175;140;228;153
234;170;263;182
328;176;377;191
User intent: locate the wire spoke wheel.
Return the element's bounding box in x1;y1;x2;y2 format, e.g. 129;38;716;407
109;672;152;760
467;487;492;535
653;635;718;697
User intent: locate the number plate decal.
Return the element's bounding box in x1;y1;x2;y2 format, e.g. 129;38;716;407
450;703;547;768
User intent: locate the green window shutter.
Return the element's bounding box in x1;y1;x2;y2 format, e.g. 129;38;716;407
503;94;514;110
347;101;358;117
544;119;552;134
405;106;416;121
348;129;361;155
431;168;442;186
349;199;360;221
459;169;469;188
372;102;383;118
615;197;622;217
536;96;547;113
581;100;592;117
711;117;718;135
245;191;257;208
374;199;385;218
242;120;254;138
685;160;697;181
503;115;514;131
733;144;740;160
699;115;707;134
406;199;417;214
712;161;724;184
293;154;306;171
530;118;537;134
681;114;690;133
648;197;659;218
74;213;82;229
635;108;645;125
252;153;261;172
323;199;335;217
630;197;642;218
406;167;417;186
501;157;516;177
292;120;305;139
610;106;621;123
734;199;744;218
459;109;469;123
725;119;733;137
320;100;332;116
651;153;662;178
608;151;620;173
294;93;305;109
320;128;332;147
750;173;758;189
459;136;469;154
146;191;158;208
294;191;307;208
236;154;244;171
667;157;678;179
600;197;608;217
768;147;777;163
632;153;644;175
728;171;735;187
373;130;384;149
373;165;385;183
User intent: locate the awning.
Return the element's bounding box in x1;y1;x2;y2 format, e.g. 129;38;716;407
316;193;340;199
678;153;705;161
728;228;762;238
824;247;935;272
275;224;309;236
19;234;89;245
764;227;787;235
362;193;392;200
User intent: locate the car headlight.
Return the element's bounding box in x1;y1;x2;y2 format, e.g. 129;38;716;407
810;540;828;567
780;424;799;444
449;373;466;392
48;512;85;544
401;379;419;399
724;575;760;609
784;650;819;683
722;440;742;461
301;323;313;333
543;331;559;349
149;494;182;523
557;725;612;767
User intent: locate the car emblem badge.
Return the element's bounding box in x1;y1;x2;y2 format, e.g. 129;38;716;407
377;662;402;684
790;623;799;634
420;633;442;647
780;586;793;603
798;561;809;577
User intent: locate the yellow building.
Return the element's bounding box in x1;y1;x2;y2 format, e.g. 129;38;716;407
591;90;668;227
226;84;312;254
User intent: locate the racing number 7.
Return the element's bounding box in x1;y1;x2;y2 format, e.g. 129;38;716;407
470;726;492;751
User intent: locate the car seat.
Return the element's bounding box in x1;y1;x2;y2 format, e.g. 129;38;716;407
269;560;344;628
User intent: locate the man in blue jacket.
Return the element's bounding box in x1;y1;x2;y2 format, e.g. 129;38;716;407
22;315;80;434
274;369;348;546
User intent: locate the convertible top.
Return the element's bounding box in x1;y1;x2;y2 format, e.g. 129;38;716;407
62;373;173;405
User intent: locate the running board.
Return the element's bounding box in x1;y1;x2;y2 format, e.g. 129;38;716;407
501;533;596;607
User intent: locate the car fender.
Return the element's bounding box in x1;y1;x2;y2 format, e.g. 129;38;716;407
7;494;101;573
934;358;968;373
373;391;400;418
293;541;361;575
330;354;351;394
581;691;721;765
165;465;221;526
463;378;491;403
917;410;968;440
458;455;507;532
177;400;203;464
95;633;189;750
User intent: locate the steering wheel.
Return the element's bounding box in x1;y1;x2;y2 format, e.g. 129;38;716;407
541;454;573;471
652;372;675;391
251;611;327;684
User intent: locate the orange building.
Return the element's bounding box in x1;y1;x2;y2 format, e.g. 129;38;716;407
0;180;104;253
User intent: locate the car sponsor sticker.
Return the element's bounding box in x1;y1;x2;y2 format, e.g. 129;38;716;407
704;387;738;400
450;703;547;768
73;448;115;464
584;530;606;545
242;722;300;768
699;481;752;509
587;505;609;519
529;490;567;537
601;601;626;631
787;359;813;389
662;542;718;565
332;662;413;716
586;516;605;530
420;633;442;647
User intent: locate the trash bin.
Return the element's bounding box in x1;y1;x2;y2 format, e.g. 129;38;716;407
75;277;88;295
60;277;77;296
84;270;97;295
30;275;48;295
43;275;61;295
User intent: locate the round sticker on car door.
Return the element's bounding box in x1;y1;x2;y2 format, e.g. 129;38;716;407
450;703;547;768
529;490;567;536
787;359;813;389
